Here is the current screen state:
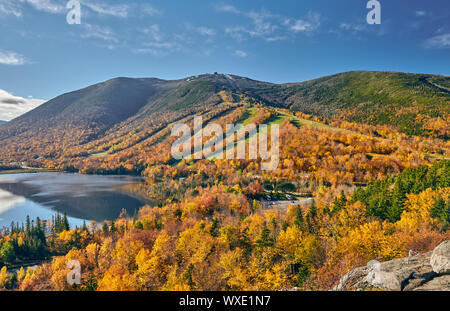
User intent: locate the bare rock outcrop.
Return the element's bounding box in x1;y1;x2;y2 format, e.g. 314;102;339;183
430;240;450;275
333;240;450;291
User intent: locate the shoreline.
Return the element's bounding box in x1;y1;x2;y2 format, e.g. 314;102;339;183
0;168;58;175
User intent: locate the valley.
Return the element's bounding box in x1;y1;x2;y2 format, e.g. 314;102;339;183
0;71;448;291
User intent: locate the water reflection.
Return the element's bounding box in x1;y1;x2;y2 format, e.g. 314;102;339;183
0;173;151;229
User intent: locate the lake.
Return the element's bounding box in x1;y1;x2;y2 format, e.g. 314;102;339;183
0;172;152;229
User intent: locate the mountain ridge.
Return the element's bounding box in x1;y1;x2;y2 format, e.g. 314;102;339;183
0;70;448;162
5;70;449;126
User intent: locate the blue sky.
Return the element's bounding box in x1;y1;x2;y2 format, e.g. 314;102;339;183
0;0;449;120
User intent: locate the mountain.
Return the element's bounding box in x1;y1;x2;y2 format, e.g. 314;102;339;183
277;71;450;136
0;120;5;125
0;71;448;162
0;74;260;141
0;78;177;140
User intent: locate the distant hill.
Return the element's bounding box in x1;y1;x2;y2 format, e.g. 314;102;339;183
276;71;450;136
0;78;178;140
0;120;6;125
0;71;448;162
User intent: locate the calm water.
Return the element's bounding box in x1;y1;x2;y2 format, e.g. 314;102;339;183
0;172;151;229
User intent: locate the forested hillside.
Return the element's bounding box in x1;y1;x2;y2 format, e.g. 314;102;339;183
0;71;448;164
278;71;450;136
1;160;448;290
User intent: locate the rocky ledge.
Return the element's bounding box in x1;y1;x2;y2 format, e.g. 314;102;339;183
333;240;450;291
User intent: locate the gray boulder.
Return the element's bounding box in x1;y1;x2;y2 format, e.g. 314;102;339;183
333;240;450;291
430;240;450;275
413;275;450;291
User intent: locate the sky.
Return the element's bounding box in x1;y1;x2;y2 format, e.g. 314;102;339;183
0;0;449;120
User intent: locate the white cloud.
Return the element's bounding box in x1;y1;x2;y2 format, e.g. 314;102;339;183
0;0;67;20
335;18;389;37
0;50;27;65
425;33;450;49
218;5;321;42
0;0;23;17
247;9;278;37
1;0;66;16
134;24;189;56
233;50;247;58
339;23;366;32
144;42;178;50
80;0;129;18
225;26;247;42
215;4;240;14
197;26;216;37
20;0;65;14
0;89;26;105
415;10;426;17
81;24;118;42
184;24;216;44
222;9;279;41
141;4;161;16
0;89;46;121
265;36;286;42
288;12;321;33
142;24;163;42
132;48;165;56
3;1;161;19
289;20;314;32
135;40;182;56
